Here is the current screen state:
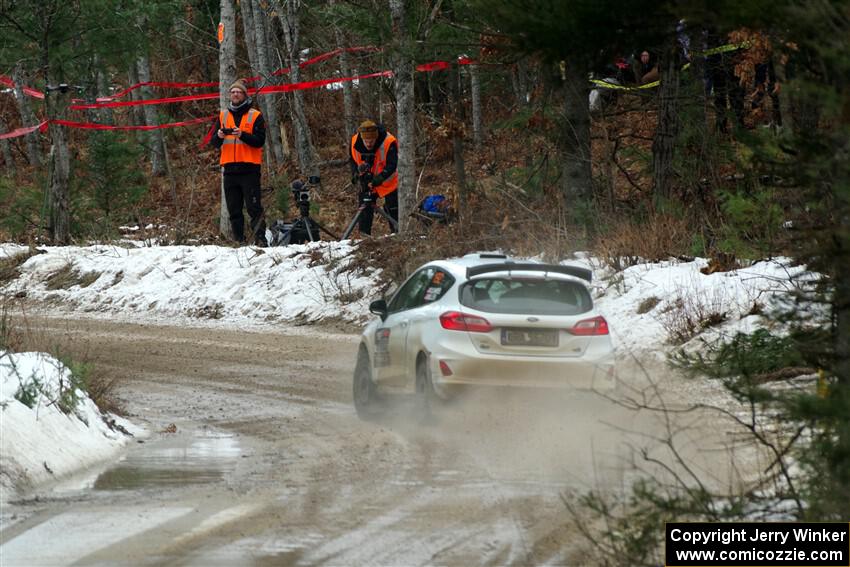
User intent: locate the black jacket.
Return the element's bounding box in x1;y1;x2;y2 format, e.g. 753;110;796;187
210;102;266;175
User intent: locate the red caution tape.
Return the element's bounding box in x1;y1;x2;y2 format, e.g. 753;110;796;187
0;121;48;140
0;76;45;99
0;117;213;140
70;92;219;109
82;46;382;103
90;81;220;103
0;53;477;142
69;58;477;111
51;116;214;131
416;61;450;72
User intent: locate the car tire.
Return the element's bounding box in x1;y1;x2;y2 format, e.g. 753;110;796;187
353;345;383;420
414;356;439;423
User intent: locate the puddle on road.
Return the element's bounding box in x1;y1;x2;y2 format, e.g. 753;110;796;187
93;428;242;491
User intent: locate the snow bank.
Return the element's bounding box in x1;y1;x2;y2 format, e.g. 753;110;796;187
592;257;816;359
0;241;377;325
1;243;819;358
0;242;822;499
0;351;138;500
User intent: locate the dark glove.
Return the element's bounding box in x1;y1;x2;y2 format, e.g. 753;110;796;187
371;173;385;187
351;174;359;186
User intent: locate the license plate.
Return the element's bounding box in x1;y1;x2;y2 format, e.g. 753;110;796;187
501;328;558;347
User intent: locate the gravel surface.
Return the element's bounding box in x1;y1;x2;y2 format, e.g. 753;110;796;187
0;316;756;566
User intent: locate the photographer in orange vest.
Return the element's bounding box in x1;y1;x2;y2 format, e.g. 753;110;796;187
349;120;398;236
209;79;267;246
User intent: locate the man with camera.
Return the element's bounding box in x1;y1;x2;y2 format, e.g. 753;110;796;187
210;79;267;246
349;120;398;236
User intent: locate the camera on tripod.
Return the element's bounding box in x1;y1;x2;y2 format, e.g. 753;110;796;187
356;158;378;204
291;179;311;204
267;175;338;246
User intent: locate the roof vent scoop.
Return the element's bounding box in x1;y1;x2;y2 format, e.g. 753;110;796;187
478;253;507;259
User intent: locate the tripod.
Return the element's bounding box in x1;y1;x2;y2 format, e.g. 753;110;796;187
279;198;340;245
341;179;399;239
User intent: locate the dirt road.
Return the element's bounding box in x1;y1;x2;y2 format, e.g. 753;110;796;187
0;316;745;566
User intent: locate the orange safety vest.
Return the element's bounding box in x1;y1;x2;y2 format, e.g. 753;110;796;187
350;133;398;197
219;108;263;166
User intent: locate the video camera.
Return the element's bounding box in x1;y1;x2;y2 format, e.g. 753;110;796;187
355;155;378;204
291;179;310;204
220;127;235;135
357;162;373;184
268;175;329;246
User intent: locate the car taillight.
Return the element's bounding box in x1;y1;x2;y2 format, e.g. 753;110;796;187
567;316;609;336
439;311;493;333
439;360;453;376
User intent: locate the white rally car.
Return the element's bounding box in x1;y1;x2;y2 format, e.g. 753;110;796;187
353;253;615;418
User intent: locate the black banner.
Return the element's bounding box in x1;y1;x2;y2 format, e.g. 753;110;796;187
666;522;850;566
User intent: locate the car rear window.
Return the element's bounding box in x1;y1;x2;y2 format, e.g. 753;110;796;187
459;277;592;315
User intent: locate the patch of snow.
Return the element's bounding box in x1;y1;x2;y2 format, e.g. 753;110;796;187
0;351;140;501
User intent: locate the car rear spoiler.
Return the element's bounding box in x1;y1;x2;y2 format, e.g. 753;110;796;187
466;262;592;282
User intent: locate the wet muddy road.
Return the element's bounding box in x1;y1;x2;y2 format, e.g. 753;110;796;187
0;316;740;566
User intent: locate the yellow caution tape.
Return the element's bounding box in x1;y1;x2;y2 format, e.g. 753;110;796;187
817;368;829;398
589;41;749;92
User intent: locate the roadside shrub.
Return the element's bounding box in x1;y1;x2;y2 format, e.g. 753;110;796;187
636;296;661;315
1;302;122;414
658;288;728;345
0;176;45;240
45;263;101;290
593;213;694;272
14;374;41;409
74;131;148;240
56;355;90;415
0;247;40;285
671;328;809;380
716;187;785;259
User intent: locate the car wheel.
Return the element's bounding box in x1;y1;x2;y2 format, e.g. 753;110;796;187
353;346;382;420
414;356;439;423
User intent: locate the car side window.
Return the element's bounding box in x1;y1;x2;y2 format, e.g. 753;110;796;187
388;268;434;313
420;269;454;306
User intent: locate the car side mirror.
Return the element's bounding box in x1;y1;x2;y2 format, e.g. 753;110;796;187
369;299;388;321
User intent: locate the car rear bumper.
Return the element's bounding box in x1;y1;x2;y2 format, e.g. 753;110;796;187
429;346;616;391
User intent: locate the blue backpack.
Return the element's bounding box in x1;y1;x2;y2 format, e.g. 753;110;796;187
421;195;446;214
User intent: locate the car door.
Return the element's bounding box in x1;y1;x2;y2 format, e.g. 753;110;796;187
403;268;456;374
375;268;434;385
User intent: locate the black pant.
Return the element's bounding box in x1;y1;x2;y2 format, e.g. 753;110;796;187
708;55;745;132
223;171;265;243
359;190;398;236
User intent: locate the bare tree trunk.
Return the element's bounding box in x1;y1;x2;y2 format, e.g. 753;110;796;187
652;42;681;209
13;64;41;167
390;0;416;234
274;0;318;179
240;0;258;70
559;63;592;233
470;63;484;150
137;54;167;176
127;63;146;130
218;0;237;239
266;21;290;162
330;0;356;138
511;58;530;109
450;63;467;217
95;61;114;125
249;0;284;166
46;89;71;244
0;119;15;172
358;53;380;120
